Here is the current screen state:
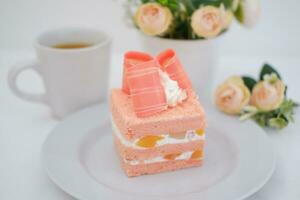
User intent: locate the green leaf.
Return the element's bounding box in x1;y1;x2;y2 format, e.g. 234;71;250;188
249;99;298;129
141;0;151;3
284;86;288;96
278;99;298;123
252;112;269;127
251;110;278;128
268;117;288;129
242;76;257;91
279;99;294;114
234;3;243;24
222;0;233;9
253;114;268;127
239;112;256;121
259;63;281;81
191;0;231;8
156;0;178;11
183;0;197;14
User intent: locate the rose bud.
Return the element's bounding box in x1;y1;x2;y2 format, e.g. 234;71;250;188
135;2;173;36
215;76;250;115
250;75;285;111
191;5;224;38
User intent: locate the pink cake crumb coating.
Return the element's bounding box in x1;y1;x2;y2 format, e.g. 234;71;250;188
110;89;206;140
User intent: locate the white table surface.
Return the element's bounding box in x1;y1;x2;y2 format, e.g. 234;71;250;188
1;50;300;200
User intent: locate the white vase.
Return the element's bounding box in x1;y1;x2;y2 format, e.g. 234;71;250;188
138;34;219;102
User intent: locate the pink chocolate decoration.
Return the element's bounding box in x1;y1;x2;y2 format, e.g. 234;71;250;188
157;49;192;90
122;51;153;94
126;58;167;117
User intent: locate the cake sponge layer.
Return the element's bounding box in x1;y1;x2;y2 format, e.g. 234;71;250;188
121;158;202;177
110;89;206;140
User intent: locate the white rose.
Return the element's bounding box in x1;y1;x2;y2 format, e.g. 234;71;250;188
250;79;285;111
191;5;223;38
215;76;251;115
135;3;173;36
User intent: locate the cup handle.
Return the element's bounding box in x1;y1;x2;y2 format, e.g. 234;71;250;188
7;60;48;104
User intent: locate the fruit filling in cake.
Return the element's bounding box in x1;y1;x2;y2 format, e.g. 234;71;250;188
112;120;205;148
110;49;206;177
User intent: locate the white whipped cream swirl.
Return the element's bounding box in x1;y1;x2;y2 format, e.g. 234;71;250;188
159;69;187;107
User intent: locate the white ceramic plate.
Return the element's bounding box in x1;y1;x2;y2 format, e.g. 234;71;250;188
42;103;275;200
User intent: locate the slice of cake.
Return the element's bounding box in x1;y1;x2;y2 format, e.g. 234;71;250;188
110;49;206;177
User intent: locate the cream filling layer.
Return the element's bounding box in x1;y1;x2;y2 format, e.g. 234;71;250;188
111;119;205;149
159;69;187;107
124;151;202;165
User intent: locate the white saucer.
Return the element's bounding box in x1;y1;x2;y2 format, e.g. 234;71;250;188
42;103;275;200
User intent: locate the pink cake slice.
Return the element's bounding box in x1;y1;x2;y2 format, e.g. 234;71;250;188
110;88;206;177
111;89;206;140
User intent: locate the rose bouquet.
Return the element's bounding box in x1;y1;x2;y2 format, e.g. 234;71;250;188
215;64;298;129
125;0;260;39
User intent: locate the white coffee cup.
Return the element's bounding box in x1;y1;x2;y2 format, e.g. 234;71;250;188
8;27;111;118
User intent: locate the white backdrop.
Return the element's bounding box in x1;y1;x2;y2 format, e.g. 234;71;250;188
0;0;300;57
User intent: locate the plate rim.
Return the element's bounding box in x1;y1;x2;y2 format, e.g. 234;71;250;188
41;103;276;200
